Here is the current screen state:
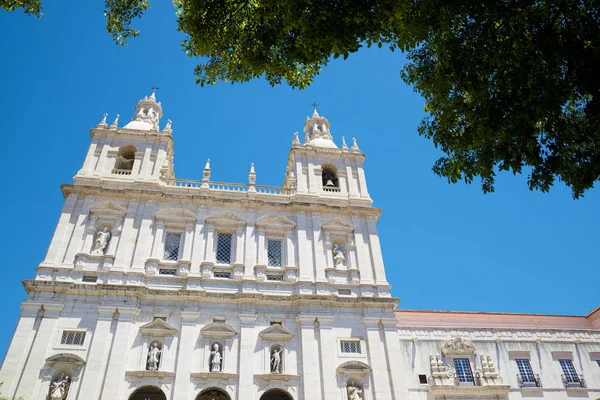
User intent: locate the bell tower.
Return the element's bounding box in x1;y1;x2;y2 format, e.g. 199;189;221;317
75;91;174;185
284;108;371;206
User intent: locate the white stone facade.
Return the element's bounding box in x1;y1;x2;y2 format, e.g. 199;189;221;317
0;93;598;400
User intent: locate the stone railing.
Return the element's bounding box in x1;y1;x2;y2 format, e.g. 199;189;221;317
168;179;293;195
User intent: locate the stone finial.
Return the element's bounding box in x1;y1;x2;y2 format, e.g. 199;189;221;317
110;114;120;129
292;131;301;146
97;113;108;128
163;119;172;133
249;163;256;184
351;137;361;152
202;159;211;183
304;131;311;145
342;136;349;150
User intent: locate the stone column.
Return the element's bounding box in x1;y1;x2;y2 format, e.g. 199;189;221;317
100;307;139;400
81;216;99;253
296;212;314;282
115;199;140;271
307;155;317;194
190;207;207;274
345;162;359;197
77;136;99;176
237;313;258;398
363;317;392;400
11;304;64;400
256;228;266;266
172;310;199;400
312;213;327;282
63;195;95;265
295;158;307;193
381;318;406;399
243;216;257;279
151;220;166;259
0;303;42;396
139;144;154;179
133;151;144;177
285;230;295;267
182;222;194;262
318;316;338;399
352;216;374;285
365;217;388;285
204;224;216;264
357;164;370;198
235;226;245;265
106;217;123;257
297;315;321;399
42;194;78;267
76;306;116;399
95;140;111;176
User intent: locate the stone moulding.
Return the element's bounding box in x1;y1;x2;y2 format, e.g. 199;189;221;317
125;370;176;378
254;373;300;381
139;318;178;337
258;324;295;341
190;372;238;380
428;384;511;396
441;337;476;355
336;361;372;376
201;322;238;338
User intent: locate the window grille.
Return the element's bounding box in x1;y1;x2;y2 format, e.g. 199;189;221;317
82;276;97;283
338;289;351;296
214;271;232;279
159;269;177;275
559;359;580;383
454;359;474;384
340;340;361;354
61;331;86;346
267;239;282;267
216;233;232;264
163;233;181;261
516;359;535;383
267;274;284;281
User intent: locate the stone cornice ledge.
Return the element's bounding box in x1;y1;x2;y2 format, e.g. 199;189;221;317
428;385;511;396
190;372;238;380
254;373;300;381
126;370;176;379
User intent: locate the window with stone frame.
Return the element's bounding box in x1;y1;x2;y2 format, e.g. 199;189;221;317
340;340;362;354
216;232;233;264
559;359;580;383
61;331;86;346
267;239;283;267
163;232;181;261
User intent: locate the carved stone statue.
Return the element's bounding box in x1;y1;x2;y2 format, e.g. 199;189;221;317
333;245;346;267
210;343;222;372
92;227;111;255
347;380;364;400
147;343;162;371
270;346;282;373
49;374;70;400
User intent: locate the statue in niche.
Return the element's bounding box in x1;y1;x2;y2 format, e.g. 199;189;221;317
347;380;364;400
333;245;346;267
48;374;70;400
92;227;111;255
210;343;222;372
270;346;282;373
147;343;162;371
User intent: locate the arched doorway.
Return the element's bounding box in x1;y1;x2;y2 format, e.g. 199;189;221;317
196;387;231;400
260;389;293;400
128;385;166;400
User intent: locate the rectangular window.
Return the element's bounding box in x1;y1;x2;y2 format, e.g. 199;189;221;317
338;289;352;296
61;331;86;346
340;340;361;354
216;233;232;264
267;274;284;281
267;239;282;267
82;276;97;283
159;269;177;275
454;359;474;384
213;317;226;323
163;233;181;261
214;271;232;279
559;359;580;383
516;359;536;383
418;374;428;384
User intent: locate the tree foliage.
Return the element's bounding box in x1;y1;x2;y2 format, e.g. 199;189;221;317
3;0;600;197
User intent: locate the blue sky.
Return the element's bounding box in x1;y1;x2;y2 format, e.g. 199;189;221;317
0;1;598;358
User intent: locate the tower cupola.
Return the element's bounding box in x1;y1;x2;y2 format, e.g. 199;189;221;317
303;109;337;149
123;90;163;131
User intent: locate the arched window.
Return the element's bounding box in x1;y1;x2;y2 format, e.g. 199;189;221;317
113;145;136;174
321;164;339;191
270;344;283;374
209;342;223;372
129;386;166;400
196;388;231;400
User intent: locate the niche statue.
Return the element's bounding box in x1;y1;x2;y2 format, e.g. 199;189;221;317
270;347;282;373
48;374;70;400
333;245;346;267
91;227;111;255
147;343;162;371
347;380;364;400
210;343;222;372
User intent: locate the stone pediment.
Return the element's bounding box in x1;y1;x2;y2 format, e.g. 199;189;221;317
321;217;354;233
336;361;371;375
201;322;238;338
46;353;86;366
256;215;296;231
139;318;178;337
206;211;247;228
258;324;295;341
89;201;127;217
155;208;197;224
441;337;476;356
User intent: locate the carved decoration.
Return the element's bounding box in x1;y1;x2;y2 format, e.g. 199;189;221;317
48;374;71;400
139;318;178;337
201;322;238;338
259;324;295;341
321;217;354;234
206;211;247;228
154;208;197;224
441;337;476;355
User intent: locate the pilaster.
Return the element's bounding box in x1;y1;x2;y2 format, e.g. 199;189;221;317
131;200;154;271
352;215;374;285
317;316;338;399
297;315;321;399
238;313;258;398
312;213;327;282
173;310;199;400
363;317;392;400
296;212;314;282
366;216;388;285
42;194;78;267
114;199;139;270
63;195;95;265
151;220;166;259
243;213;257;279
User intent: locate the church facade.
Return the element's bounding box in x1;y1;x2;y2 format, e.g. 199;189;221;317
0;92;598;400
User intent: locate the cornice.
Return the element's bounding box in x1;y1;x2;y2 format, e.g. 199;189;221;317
60;184;382;219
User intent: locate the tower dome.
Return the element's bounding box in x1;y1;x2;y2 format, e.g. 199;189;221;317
303;109;338;149
123;90;163;131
